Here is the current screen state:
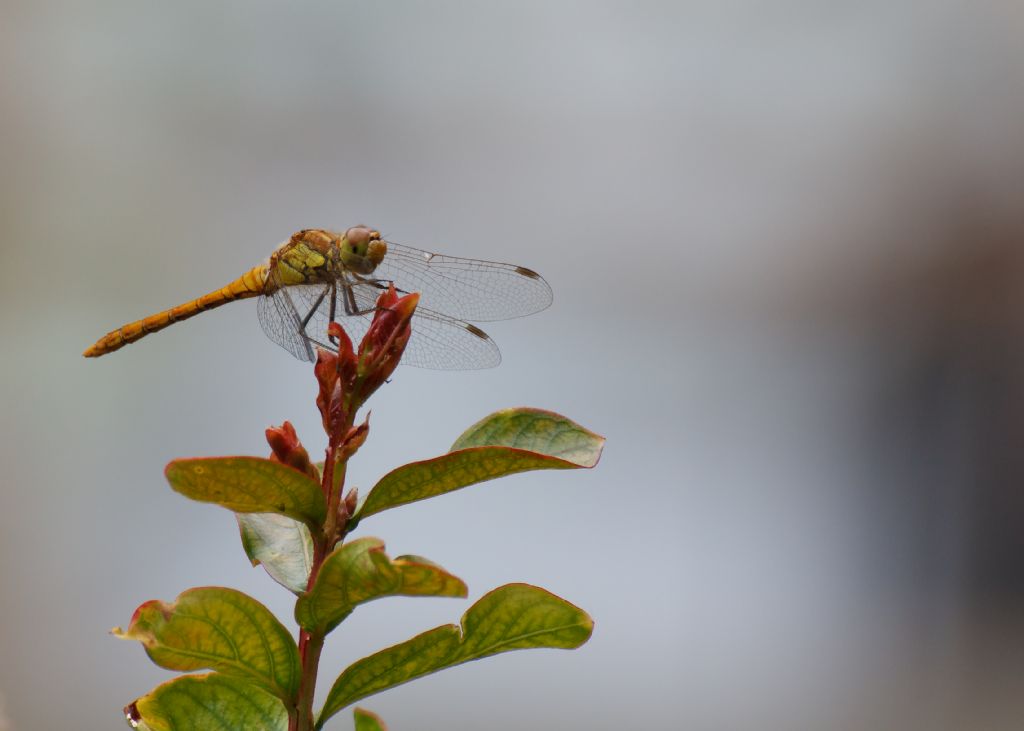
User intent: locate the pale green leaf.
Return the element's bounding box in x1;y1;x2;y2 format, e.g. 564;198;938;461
237;513;314;594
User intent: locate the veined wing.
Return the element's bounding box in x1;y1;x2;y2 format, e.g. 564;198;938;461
403;307;501;370
257;284;319;361
257;282;501;369
346;280;501;369
373;241;553;322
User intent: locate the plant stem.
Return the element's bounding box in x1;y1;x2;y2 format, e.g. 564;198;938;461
292;410;355;731
323;460;349;546
293;628;325;731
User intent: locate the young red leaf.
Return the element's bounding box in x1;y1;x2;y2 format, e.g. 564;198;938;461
354;285;418;398
266;420;319;480
314;285;419;444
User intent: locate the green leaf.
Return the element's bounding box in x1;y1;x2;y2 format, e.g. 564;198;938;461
357;408;604;519
166;457;326;528
126;673;289;731
353;707;388;731
237;513;314;594
114;587;301;701
295;537;467;635
317;583;593;726
450;407;605;462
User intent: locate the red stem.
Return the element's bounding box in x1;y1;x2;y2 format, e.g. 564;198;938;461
290;403;356;731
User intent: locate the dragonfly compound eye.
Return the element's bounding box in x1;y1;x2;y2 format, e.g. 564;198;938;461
344;225;372;252
341;225;385;273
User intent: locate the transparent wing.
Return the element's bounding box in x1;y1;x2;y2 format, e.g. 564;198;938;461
406;308;501;369
256;282;501;369
372;241;553;322
257;284;321;361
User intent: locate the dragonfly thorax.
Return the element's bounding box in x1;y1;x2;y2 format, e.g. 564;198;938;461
266;227;387;291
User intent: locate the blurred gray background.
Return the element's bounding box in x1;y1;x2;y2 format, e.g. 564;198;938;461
2;1;1023;729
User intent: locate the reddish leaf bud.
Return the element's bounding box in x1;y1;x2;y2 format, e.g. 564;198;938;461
313;285;418;445
314;347;349;439
266;421;319;480
343;487;359;517
327;322;358;384
338;415;370;461
355;285;419;399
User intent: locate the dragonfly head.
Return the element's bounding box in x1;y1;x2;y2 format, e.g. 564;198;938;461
340;225;387;274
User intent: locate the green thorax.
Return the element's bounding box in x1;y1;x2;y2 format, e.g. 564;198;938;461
268;230;338;289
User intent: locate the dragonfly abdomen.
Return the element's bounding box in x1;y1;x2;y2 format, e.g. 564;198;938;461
83;265;268;357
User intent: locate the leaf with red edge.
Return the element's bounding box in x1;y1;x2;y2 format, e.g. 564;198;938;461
295;537;466;634
353;707;388;731
125;673;289;731
166;457;326;528
114;587;300;701
356;408;604;519
450;407;605;461
316;583;593;726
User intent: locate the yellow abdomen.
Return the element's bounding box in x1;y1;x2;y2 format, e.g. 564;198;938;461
83;265;268;357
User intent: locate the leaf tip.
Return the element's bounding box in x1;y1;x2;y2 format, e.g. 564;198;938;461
124;701;142;727
354;706;389;730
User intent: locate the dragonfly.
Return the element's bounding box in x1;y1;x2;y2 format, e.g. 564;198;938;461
83;226;552;369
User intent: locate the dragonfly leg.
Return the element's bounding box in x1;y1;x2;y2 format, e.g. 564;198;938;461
336;277;378;318
368;276;412;298
328;282;338;345
294;285;332;357
299;286;329;332
350;275;399;315
341;282;361;315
